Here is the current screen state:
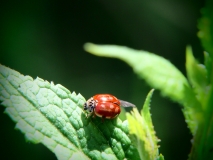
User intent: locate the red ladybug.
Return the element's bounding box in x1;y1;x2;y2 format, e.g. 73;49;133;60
84;94;135;120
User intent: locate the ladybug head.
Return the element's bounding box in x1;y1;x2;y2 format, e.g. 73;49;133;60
84;97;96;113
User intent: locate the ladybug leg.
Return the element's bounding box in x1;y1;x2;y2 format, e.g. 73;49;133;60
101;116;105;122
92;112;96;118
85;112;88;118
91;107;96;118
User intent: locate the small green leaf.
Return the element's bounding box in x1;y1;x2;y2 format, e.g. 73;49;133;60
84;43;201;135
198;0;213;59
186;46;209;108
0;64;139;160
204;51;213;83
157;154;165;160
126;89;161;160
141;89;156;135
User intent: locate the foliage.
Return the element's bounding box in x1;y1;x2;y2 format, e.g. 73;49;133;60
84;3;213;157
126;89;162;160
84;37;213;159
1;1;213;160
84;43;202;136
0;64;140;160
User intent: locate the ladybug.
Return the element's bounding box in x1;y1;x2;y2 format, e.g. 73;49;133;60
84;94;135;120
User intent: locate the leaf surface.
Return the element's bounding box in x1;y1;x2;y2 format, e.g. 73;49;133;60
0;64;139;160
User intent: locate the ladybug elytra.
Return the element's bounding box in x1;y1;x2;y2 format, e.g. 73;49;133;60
84;94;135;120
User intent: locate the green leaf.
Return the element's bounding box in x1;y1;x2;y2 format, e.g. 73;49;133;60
204;51;213;84
84;43;202;135
189;85;213;160
198;0;213;59
186;46;209;108
0;64;140;160
126;89;162;160
157;154;165;160
141;89;156;136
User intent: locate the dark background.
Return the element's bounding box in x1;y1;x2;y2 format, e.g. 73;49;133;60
0;0;205;160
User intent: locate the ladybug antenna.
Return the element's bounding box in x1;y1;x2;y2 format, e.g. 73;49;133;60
119;100;136;108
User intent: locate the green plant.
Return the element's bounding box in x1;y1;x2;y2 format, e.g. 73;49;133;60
0;64;162;160
1;1;213;160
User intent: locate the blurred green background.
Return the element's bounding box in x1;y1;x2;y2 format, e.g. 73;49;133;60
0;0;205;160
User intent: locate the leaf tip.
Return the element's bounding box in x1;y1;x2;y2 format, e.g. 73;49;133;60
186;45;193;56
83;42;95;52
